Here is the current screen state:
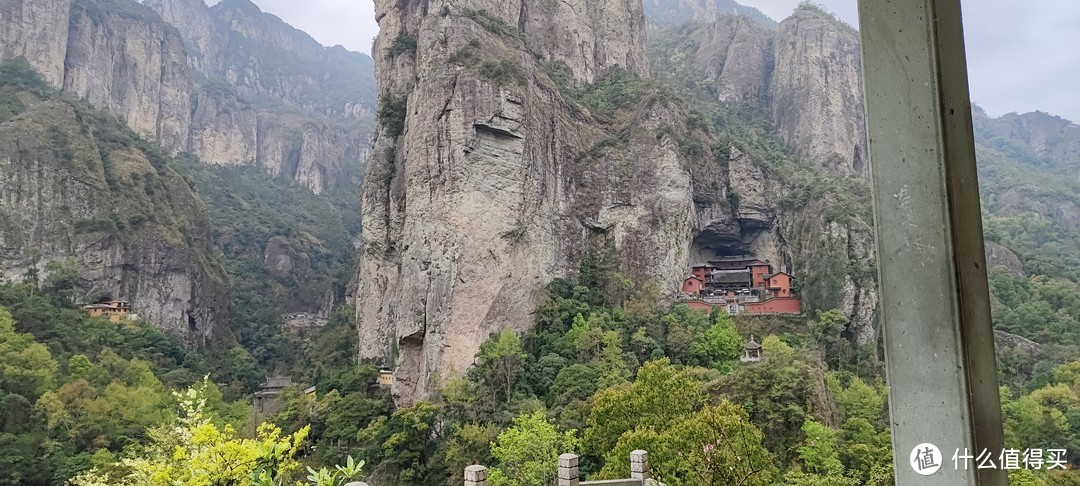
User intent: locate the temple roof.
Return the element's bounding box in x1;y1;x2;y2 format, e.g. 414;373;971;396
710;270;751;284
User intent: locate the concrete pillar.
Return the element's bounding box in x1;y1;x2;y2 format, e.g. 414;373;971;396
630;450;649;481
857;0;1006;484
558;453;580;486
464;465;487;486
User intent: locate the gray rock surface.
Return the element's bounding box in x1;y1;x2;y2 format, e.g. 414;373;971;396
769;7;867;177
655;6;868;177
0;0;70;85
984;241;1024;278
0;97;228;344
0;0;375;194
357;0;817;404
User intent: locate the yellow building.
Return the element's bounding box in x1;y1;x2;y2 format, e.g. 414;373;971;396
378;368;394;386
81;300;132;323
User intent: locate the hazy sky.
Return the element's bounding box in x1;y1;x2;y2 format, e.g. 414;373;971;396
244;0;1080;122
741;0;1080;122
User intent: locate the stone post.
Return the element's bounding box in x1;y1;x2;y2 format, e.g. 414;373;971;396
558;453;580;486
630;450;649;481
464;465;487;486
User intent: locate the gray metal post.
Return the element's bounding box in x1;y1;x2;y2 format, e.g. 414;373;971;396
558;453;580;486
464;465;487;486
857;0;1006;484
630;450;649;481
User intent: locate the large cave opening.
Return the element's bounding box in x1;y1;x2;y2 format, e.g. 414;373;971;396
689;230;752;263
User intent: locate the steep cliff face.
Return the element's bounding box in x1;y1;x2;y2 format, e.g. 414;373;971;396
782;198;877;344
0;0;70;86
205;0;377;119
677;15;771;104
0;0;375;194
646;5;879;339
0;63;228;344
652;6;867;177
63;0;195;152
769;7;866;177
152;0;376;193
142;0;226;73
359;0;800;404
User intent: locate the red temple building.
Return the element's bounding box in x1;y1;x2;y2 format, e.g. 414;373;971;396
681;255;801;315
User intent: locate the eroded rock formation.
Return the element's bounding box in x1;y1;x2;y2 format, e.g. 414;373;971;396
770;8;867;176
656;6;868;177
0;0;375;193
0;88;228;344
357;0;817;404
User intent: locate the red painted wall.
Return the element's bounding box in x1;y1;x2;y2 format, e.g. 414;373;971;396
744;297;801;315
769;274;793;297
682;277;703;294
687;301;713;313
751;264;771;287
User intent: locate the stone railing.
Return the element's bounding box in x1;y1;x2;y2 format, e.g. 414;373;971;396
463;450;651;486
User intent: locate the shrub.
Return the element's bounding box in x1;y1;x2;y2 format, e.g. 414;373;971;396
480;60;527;86
386;28;417;58
377;95;408;138
461;8;525;43
448;40;481;65
0;58;54;98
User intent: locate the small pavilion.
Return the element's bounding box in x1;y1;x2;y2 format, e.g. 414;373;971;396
740;336;762;363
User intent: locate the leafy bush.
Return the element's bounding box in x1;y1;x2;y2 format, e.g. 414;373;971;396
386;28;417;58
461;8;525;43
73;218;118;234
480;60;527;86
448;39;481;65
540;60;576;93
575;68;650;123
377;94;408;138
0;57;54;98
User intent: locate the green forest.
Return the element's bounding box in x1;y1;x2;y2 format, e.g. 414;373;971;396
2;247;1078;484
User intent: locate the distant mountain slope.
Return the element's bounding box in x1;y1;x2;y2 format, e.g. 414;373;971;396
974;106;1080;281
643;0;777;29
648;5;868;177
0;0;375;193
0;58;228;344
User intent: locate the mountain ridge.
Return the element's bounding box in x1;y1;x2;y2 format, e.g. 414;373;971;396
1;0;375;193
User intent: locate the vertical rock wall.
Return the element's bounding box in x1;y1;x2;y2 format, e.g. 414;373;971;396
0;0;71;85
0;98;229;344
770;8;867;177
0;0;375;194
358;0;798;404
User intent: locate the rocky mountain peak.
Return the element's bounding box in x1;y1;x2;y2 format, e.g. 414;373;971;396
358;0;711;404
356;0;855;405
2;0;377;194
769;5;866;177
651;4;868;177
374;0;648;88
974;107;1080;171
642;0;776;29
